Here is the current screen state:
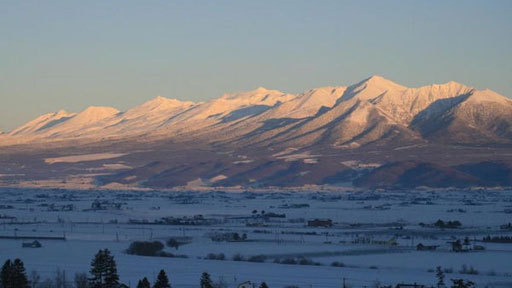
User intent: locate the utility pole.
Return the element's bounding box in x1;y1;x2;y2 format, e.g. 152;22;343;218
342;277;346;288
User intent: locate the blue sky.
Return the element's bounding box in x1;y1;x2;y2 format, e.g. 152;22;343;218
1;0;511;131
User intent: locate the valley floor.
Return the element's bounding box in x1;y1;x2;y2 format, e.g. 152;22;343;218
0;188;511;287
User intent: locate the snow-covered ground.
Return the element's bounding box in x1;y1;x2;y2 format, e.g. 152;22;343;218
0;188;511;287
44;153;127;164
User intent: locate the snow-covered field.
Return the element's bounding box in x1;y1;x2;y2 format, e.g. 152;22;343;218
0;188;511;287
44;153;127;164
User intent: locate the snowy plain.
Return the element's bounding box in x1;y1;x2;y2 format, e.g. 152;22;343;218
0;188;511;287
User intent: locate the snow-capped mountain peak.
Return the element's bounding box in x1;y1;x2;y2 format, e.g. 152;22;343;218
339;75;407;102
72;106;120;123
3;76;511;146
129;96;195;113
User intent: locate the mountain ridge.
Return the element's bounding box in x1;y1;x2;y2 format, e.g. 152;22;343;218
1;76;512;189
2;76;511;149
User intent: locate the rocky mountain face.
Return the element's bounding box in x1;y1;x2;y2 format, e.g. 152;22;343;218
1;76;511;189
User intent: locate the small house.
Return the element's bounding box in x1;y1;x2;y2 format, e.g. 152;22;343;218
22;240;42;248
416;243;437;251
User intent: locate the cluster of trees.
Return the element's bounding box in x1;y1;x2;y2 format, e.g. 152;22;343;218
231;233;247;241
135;270;170;288
90;249;174;288
126;241;165;257
419;220;462;229
0;249;171;288
198;272;269;288
205;253;225;260
433;219;462;229
436;266;475;288
0;259;29;288
482;235;512;243
273;257;320;266
126;241;186;258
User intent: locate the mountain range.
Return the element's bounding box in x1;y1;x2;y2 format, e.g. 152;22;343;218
1;75;511;189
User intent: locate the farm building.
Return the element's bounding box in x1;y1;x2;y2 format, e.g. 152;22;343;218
307;219;333;227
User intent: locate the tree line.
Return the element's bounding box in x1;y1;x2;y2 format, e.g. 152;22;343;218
1;250;476;288
0;249;270;288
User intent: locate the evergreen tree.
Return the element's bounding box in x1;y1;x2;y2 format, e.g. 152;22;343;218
153;270;171;288
89;249;120;288
12;259;29;288
137;277;151;288
200;272;213;288
104;249;119;288
0;259;13;288
89;249;106;288
260;282;269;288
436;266;445;288
1;259;29;288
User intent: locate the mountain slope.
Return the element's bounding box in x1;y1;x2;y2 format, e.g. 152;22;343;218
95;96;197;137
9;106;120;139
411;89;512;143
261;86;346;119
8;110;76;137
186;86;347;147
1;75;512;189
456;161;512;186
165;87;294;123
354;161;484;188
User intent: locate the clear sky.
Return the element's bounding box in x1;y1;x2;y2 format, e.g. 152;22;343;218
1;0;511;132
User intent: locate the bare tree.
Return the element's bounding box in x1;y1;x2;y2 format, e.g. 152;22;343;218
30;270;41;288
74;272;88;288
